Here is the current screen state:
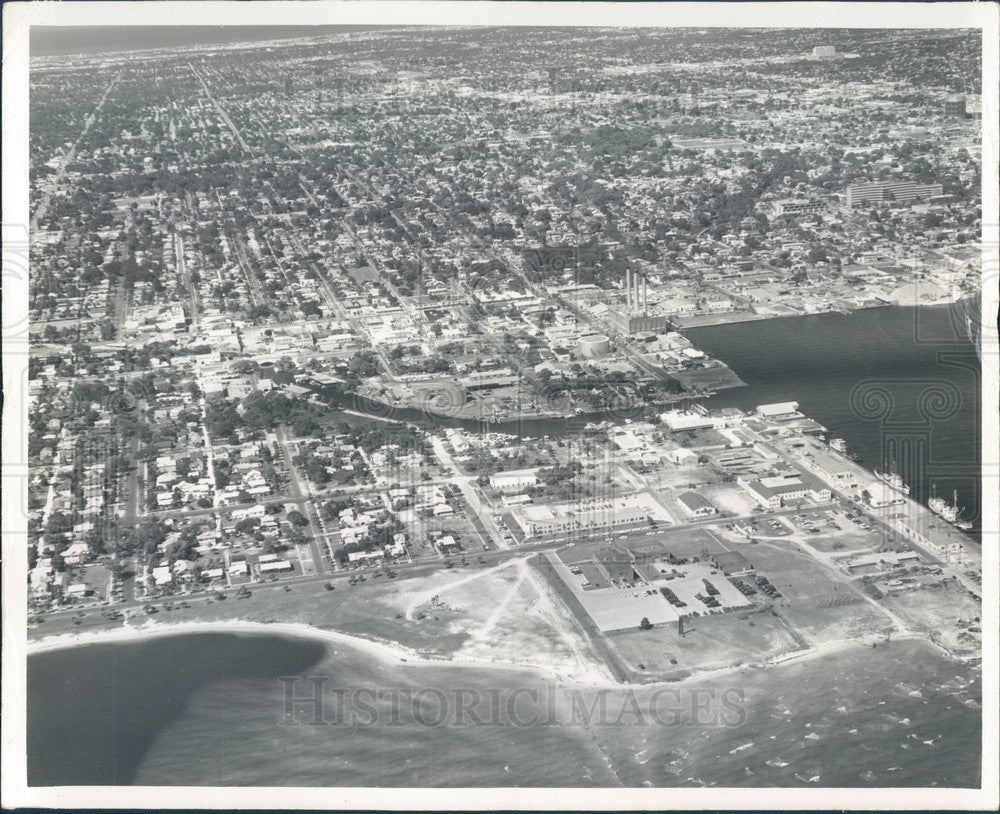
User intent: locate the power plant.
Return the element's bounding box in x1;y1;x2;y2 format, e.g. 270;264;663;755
624;268;650;314
609;269;666;335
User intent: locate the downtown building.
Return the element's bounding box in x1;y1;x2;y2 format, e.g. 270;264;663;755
845;179;944;209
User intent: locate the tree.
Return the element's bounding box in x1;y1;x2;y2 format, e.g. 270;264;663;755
292;416;320;437
639;617;653;630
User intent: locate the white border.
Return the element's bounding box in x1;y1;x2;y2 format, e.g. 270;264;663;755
3;2;998;810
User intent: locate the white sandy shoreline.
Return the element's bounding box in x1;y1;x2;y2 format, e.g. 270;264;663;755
26;619;620;687
25;618;965;692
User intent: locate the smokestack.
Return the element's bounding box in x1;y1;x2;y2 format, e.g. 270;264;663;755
626;269;633;310
643;277;648;314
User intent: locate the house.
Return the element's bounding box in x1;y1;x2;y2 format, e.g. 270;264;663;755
348;550;384;564
62;541;91;565
151;565;173;586
437;535;461;553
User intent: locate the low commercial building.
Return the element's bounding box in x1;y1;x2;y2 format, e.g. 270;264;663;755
711;550;753;574
676;491;718;518
489;469;540;492
510;493;658;538
667;447;697;465
595;546;634;582
844;550;920;574
259;559;293;573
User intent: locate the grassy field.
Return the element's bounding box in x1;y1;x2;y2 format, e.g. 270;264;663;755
879;581;982;656
605;608;801;681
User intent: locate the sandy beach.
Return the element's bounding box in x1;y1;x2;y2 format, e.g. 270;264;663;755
26;617;959;694
25;618;624;688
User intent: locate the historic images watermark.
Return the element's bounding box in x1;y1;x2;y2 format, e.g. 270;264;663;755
277;676;748;728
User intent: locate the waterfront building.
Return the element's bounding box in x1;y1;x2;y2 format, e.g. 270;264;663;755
660;409;722;431
863;481;907;508
756;401;802;419
608;309;669;335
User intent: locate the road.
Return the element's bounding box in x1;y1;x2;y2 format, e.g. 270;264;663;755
273;426;330;575
174;232;200;331
189;62;253;154
34;493;910;640
428;435;510;549
31;72;121;231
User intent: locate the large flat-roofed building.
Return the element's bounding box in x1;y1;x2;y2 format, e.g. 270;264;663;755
740;472;832;509
810;449;856;484
660;409;721;431
845;180;944;209
510;493;658;538
756;401;802;419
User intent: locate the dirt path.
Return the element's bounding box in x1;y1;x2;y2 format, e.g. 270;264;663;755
403;557;527;621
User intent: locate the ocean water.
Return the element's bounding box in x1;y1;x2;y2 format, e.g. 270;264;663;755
30;26;382;58
686;302;982;532
27;632;980;787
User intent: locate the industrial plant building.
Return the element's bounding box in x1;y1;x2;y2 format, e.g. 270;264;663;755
607;269;669;335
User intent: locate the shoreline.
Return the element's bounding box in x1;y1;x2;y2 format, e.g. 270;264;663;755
26;617;964;691
25;618;621;688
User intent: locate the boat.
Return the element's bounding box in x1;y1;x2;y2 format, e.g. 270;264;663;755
929;485;970;529
829;438;847;453
875;462;910;495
